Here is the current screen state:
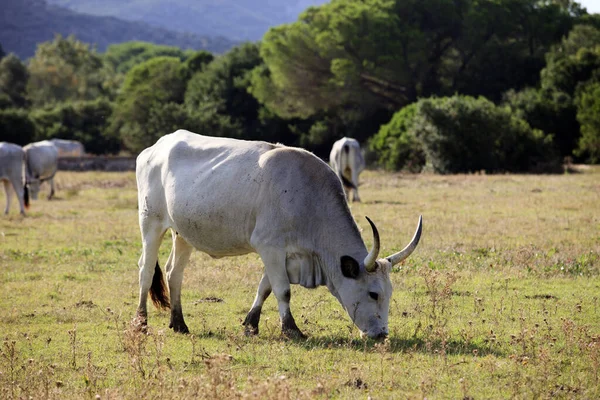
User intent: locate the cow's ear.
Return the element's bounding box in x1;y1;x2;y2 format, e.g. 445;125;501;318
341;256;360;279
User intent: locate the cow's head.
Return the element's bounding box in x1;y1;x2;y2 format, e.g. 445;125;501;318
336;216;422;339
26;177;42;200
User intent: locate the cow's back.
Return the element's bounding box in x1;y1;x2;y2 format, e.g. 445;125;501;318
23;141;59;178
50;139;85;157
137;130;282;256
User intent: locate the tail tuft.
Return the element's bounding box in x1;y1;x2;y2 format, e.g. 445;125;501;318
23;185;30;209
149;261;170;310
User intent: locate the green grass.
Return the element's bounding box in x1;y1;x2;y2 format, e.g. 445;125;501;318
1;168;599;399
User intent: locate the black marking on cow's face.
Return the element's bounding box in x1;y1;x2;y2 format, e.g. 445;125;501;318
341;256;360;279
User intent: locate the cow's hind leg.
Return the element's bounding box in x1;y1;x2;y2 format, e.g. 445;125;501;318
2;180;11;214
243;273;271;335
260;249;306;339
47;177;55;200
135;220;168;330
164;230;193;333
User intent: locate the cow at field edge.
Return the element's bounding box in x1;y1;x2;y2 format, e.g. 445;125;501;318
134;130;422;339
50;138;86;157
24;140;59;200
330;137;366;202
0;142;29;215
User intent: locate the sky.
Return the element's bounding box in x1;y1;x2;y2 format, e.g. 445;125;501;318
579;0;600;14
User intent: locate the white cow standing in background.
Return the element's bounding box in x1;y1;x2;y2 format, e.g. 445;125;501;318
24;140;59;200
0;142;29;215
330;137;366;202
50;138;85;157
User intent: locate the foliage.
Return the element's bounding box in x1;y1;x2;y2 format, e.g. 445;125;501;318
185;42;301;145
542;46;600;94
503;88;578;158
26;35;110;107
0;108;36;145
369;103;425;172
0;54;29;108
109;56;190;152
250;0;576;119
29;99;120;154
103;42;201;74
575;81;600;162
412;96;558;174
505;23;600;162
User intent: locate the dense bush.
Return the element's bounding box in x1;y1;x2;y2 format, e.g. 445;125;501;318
30;99;120;154
371;96;560;173
369;104;425;172
575;81;600;163
0;108;36;145
413;96;559;173
503;88;579;159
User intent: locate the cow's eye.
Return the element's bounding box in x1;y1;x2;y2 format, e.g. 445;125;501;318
369;292;379;301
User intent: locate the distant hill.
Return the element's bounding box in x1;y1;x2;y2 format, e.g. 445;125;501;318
0;0;240;60
45;0;330;41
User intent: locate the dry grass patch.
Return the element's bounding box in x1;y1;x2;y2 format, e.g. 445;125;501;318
0;168;599;399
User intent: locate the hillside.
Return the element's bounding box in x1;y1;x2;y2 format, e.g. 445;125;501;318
0;0;239;60
46;0;330;41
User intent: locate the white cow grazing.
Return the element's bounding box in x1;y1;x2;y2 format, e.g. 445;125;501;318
135;130;422;339
50;138;86;157
0;142;29;215
330;137;366;202
23;140;59;200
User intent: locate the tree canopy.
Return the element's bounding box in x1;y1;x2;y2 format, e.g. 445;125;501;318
250;0;576;119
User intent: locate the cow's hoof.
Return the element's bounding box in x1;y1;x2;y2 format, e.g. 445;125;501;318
282;328;307;340
131;315;148;332
170;323;190;334
243;325;259;336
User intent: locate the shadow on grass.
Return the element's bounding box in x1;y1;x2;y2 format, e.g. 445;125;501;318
291;335;504;357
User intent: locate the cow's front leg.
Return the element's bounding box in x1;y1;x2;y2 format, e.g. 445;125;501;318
47;178;55;200
166;232;193;333
3;181;11;214
260;249;306;339
243;273;271;335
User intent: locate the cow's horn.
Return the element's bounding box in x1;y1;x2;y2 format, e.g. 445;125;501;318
364;216;380;272
386;215;422;266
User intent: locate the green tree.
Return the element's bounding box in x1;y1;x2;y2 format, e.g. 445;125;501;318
109;56;189;152
503;88;578;158
30;99;119;154
26;35;110;107
185;42;308;145
103;41;196;74
0;108;36;145
575;80;600;162
250;0;575;119
0;54;28;108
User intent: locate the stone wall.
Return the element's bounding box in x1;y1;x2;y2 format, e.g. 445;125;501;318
57;156;137;171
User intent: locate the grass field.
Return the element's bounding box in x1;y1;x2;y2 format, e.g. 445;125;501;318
1;168;599;399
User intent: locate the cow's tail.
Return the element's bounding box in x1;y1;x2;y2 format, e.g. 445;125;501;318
339;174;356;189
149;261;170;310
338;144;356;189
23;184;30;209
